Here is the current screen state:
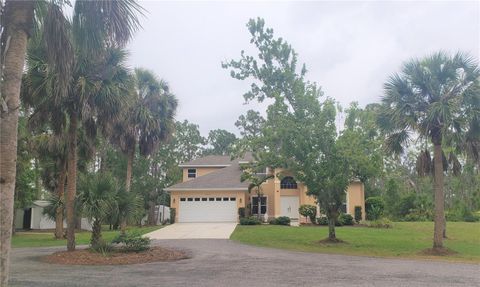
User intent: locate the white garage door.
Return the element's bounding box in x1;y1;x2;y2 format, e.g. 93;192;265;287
178;196;237;222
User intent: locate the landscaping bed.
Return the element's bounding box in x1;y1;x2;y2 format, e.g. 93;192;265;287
42;246;189;265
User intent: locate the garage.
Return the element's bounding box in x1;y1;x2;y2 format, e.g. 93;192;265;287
178;196;237;222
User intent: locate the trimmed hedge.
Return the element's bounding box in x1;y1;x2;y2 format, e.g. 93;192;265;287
240;216;261;225
269;216;291;226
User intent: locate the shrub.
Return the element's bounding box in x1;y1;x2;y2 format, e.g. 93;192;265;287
464;214;480;222
317;217;328;225
91;239;114;256
338;213;354;225
365;197;385;220
363;218;393;229
238;207;246;219
240;216;261;225
170;208;176;224
403;212;431;222
334;217;343;226
299;205;317;223
354;206;362;223
269;216;291;226
112;232;151;252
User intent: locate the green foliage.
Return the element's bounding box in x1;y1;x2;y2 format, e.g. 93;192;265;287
299;205;317;223
90;239;114;256
317;217;328;225
238;207;246;219
112;232;151;252
203;129;237;156
240;216;262;225
338;213;354;226
363;218;393;229
354;206;362;223
365;197;385;220
269;216;291;226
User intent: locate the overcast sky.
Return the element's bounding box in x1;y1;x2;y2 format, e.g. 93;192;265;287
127;1;480;136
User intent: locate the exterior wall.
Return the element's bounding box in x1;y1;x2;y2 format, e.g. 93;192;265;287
170;190;248;221
346;181;365;220
182;167;223;182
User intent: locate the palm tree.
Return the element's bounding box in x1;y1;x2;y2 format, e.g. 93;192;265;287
1;1;35;283
110;68;178;232
77;172;117;246
240;163;274;220
378;52;480;250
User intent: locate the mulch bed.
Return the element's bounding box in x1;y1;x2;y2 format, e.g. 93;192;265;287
318;238;347;244
419;247;458;257
41;246;190;265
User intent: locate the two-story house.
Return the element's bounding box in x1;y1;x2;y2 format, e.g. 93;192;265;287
165;154;365;223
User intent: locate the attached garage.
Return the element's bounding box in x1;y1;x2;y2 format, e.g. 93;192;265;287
178;197;237;222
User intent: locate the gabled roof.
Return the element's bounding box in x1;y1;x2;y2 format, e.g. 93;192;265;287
178;155;233;167
165;162;248;191
178;152;254;167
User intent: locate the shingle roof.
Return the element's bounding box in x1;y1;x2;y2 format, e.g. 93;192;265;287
178;155;233;167
165;162;249;191
178;152;254;167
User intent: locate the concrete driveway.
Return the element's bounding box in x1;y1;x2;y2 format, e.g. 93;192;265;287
9;239;480;287
144;223;237;239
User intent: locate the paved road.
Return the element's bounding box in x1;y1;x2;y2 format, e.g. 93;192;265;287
9;239;480;287
145;223;237;239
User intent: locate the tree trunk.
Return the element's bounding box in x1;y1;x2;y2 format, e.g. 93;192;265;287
121;147;135;233
90;219;102;246
147;197;156;225
66;114;78;251
54;161;67;239
328;214;336;240
0;1;34;285
433;143;445;249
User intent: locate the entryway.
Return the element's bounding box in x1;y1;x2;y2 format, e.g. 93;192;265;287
280;196;300;219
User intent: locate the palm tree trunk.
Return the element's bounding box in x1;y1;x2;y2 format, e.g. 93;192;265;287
54;161;67;239
66;114;78;251
0;1;34;285
121;147;134;233
433;143;445;249
90;219;102;246
328;209;337;241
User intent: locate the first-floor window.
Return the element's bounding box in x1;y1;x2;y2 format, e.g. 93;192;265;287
252;196;267;215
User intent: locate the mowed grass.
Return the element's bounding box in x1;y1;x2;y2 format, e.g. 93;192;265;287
12;225;161;248
231;222;480;263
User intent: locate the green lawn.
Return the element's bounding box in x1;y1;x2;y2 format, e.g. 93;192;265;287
12;226;161;248
231;222;480;263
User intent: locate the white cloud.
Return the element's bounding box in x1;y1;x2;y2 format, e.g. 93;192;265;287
128;1;480;136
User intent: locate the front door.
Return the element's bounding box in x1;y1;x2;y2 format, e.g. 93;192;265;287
280;196;299;219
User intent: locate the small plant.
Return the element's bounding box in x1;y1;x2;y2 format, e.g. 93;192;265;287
90;239;114;256
238;207;246;219
317;217;328;225
269;216;291;226
363;218;393;229
354;206;362;223
112;232;151;252
240;216;261;225
338;213;354;226
365;197;385;220
299;205;317;224
170;208;176;224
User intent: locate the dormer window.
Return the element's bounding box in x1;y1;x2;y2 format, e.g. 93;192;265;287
280;176;297;189
187;168;196;178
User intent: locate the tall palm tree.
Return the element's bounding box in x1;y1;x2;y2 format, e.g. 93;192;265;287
111;68;178;232
378;52;480;250
21;1;142;251
1;1;35;283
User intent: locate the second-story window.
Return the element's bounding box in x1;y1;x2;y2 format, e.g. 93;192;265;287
187;168;196;178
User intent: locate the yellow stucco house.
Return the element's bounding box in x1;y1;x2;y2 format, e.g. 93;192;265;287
166;154;365;223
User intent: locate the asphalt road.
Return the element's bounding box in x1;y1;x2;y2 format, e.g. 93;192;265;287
9;239;480;287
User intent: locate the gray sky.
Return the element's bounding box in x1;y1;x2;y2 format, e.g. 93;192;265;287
127;1;480;136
